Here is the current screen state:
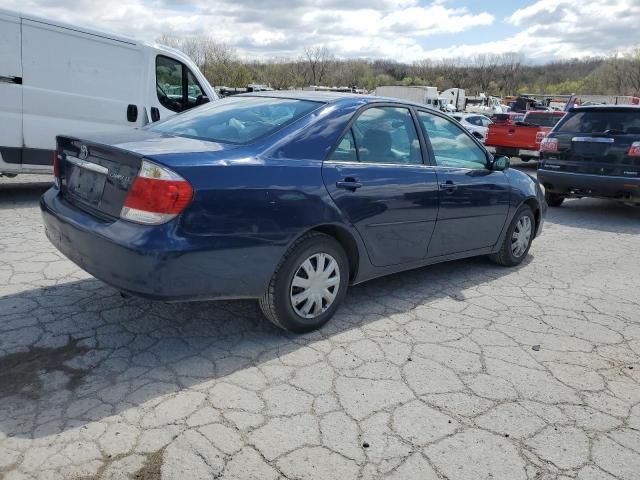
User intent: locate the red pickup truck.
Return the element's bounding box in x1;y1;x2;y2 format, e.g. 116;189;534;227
485;111;565;162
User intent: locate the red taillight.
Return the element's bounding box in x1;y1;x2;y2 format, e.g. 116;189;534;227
539;137;558;153
535;131;547;144
628;142;640;157
121;160;193;225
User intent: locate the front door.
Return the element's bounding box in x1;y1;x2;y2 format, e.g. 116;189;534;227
322;106;439;267
417;110;510;258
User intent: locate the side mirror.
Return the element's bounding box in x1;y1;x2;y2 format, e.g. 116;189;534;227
490;155;510;171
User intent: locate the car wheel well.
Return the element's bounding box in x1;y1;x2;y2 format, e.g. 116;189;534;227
523;198;540;236
309;225;359;281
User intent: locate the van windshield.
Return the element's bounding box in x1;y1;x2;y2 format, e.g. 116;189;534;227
150;96;321;144
555;110;640;134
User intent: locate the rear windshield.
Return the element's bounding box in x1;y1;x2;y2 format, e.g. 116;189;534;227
150;96;321;144
524;112;563;127
555;110;640;134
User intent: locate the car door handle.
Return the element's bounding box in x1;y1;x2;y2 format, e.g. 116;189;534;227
336;178;363;191
440;181;457;192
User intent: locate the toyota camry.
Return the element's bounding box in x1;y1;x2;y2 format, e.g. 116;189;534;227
41;91;546;332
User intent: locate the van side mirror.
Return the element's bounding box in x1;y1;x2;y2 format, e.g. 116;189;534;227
489;155;510;171
196;95;210;106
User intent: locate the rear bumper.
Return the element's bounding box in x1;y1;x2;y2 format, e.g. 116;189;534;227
40;188;277;301
486;146;539;158
538;170;640;201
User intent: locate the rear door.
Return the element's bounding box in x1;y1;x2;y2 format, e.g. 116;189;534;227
417;110;510;258
322;105;439;267
542;109;640;177
0;12;22;166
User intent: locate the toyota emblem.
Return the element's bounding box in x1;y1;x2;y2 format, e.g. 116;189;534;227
79;145;89;159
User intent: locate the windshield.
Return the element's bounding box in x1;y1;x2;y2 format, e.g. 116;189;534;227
151;96;322;144
524;113;563;127
555;110;640;134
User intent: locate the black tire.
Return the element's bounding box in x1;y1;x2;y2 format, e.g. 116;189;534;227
489;205;535;267
545;191;564;207
520;156;531;162
259;232;349;333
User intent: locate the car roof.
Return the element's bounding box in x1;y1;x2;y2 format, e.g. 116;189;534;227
570;105;640;112
238;90;431;108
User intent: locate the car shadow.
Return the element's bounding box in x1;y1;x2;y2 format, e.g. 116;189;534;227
0;179;52;211
546;197;640;234
0;254;532;438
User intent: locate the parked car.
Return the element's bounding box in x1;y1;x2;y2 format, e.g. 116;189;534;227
485;111;565;162
451;113;493;142
538;105;640;207
41;92;546;333
0;8;217;177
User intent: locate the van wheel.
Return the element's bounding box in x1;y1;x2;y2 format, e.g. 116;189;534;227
545;192;564;207
490;205;535;267
259;232;349;333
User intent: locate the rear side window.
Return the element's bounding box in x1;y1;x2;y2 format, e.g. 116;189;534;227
352;107;422;164
329;129;358;162
556;110;640;134
151;96;320;144
524;113;563;127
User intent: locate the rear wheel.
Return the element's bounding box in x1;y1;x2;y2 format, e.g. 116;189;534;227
545;192;565;207
259;232;349;333
490;205;535;267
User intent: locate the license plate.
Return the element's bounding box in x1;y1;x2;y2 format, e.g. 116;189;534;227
66;164;106;205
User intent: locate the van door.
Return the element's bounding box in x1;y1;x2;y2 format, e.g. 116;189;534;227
0;12;23;170
149;55;208;123
21;18;147;165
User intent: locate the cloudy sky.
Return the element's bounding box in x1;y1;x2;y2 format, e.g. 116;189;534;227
1;0;639;62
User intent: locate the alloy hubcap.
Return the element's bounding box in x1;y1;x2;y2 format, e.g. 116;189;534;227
511;215;532;258
290;253;340;319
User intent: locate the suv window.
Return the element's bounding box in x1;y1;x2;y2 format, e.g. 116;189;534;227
156;56;206;112
329;129;358;161
418;111;487;169
556;110;640;134
352;107;421;164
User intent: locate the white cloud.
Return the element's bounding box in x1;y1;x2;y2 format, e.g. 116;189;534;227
1;0;638;62
0;0;493;62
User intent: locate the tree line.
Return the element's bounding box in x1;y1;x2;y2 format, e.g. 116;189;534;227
159;34;640;96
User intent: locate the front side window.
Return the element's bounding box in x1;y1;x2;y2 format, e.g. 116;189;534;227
150;96;321;144
352;107;422;164
156;56;185;112
156;56;207;113
418;111;487;169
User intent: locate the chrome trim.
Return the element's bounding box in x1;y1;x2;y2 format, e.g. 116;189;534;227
538;170;640;181
65;155;109;175
571;137;615;143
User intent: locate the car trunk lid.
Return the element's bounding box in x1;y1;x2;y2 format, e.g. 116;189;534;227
56;130;237;221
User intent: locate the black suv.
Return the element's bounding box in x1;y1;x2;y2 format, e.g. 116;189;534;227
538;106;640;207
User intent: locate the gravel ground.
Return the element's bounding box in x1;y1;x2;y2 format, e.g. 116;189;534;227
0;170;639;480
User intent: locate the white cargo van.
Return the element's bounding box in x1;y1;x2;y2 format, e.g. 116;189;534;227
0;9;217;176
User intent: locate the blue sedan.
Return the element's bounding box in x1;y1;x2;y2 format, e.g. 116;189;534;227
41;91;545;332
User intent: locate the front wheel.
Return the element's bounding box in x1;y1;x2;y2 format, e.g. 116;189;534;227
545;192;565;207
259;232;349;333
490;205;535;267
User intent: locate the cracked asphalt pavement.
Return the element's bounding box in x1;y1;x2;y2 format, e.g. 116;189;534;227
1;167;639;480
